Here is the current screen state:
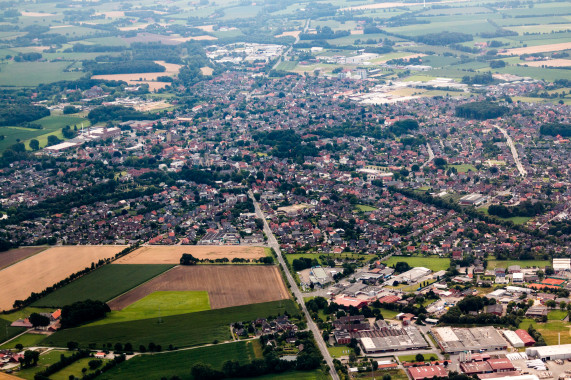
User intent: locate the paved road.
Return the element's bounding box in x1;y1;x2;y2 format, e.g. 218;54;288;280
494;125;527;177
249;192;340;380
421;143;434;168
271;18;310;71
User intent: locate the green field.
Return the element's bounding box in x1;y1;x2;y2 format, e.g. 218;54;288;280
49;357;111;380
448;164;478;173
477;207;532;225
0;114;90;152
245;370;330;380
0;61;84;87
486;260;549;269
548;310;567;321
384;256;450;272
33;264;174;307
276;60;299;71
11;350;69;380
0;317;26;345
398;353;437;362
99;340;259;380
355;204;378;212
0;332;46;349
42;300;299;349
520;318;571;345
88;291;211;326
328;345;353;358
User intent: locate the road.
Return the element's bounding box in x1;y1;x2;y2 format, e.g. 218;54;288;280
494;125;527;177
421;143;434;168
271;18;310;71
249;191;340;380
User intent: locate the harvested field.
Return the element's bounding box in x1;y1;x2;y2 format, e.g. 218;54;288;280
340;2;407;11
200;66;214;75
499;42;571;55
133;100;173;111
0;246;46;270
92;61;181;91
115;245;267;264
276;31;301;38
108;265;290;310
0;245;126;311
524;59;571;67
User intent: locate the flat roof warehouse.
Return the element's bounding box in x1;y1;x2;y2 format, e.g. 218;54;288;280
432;327;508;354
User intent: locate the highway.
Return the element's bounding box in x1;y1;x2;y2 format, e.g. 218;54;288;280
249;191;340;380
494;125;527;177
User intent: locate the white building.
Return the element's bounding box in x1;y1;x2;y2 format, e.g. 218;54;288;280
553;258;571;271
526;344;571;360
502;330;524;348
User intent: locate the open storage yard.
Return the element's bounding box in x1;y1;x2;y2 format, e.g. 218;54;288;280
108;265;290;310
0;245;126;311
115;245;268;264
0;246;46;270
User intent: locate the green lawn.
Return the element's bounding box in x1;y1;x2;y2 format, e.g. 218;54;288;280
398;353;437;362
276;61;298;71
384;256;450;272
378;308;400;320
88;291;211;326
11;350;69;380
244;370;330;380
519;318;571;345
42;300;299;349
0;332;46;349
328;345;353;358
477;207;532;225
355;204;378;212
548;310;568;321
99;341;259;380
448;164;478;173
487;260;549;269
33;264;174;307
49;357;111;380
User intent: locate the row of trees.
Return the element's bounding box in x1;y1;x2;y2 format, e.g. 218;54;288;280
488;200;550;218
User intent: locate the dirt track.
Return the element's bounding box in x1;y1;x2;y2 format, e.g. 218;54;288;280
108;265;290;310
0;246;126;311
114;245;267;264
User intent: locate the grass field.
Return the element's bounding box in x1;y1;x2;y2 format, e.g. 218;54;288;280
384;256;450;272
477;207;532;225
328;345;353;358
548;310;568;321
0;332;46;349
42;300;299;349
486;259;549;269
448;164;478;173
11;350;68;380
88;291;211;326
0;61;83;87
99;340;259;380
49;357;111;380
33;264;174;307
355;204;378;212
398;353;437;362
519;318;571;345
0;317;26;345
276;61;298;71
245;370;330;380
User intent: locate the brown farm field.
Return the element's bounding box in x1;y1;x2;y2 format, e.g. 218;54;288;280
115;245;267;264
499;42;571;56
108;265;290;310
0;245;126;311
0;246;47;270
91;60;181;91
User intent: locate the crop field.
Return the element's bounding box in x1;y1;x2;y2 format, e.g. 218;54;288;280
32;264;173;307
99;340;260;380
108;265;290;310
0;247;46;270
0;61;84;87
0;317;25;344
91;60;181;91
384;255;450;272
90;291;210;325
499;42;571;56
115;245;268;264
42;299;299;349
0;332;46;349
0;245;126;311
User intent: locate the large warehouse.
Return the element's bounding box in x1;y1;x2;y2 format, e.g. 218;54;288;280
502;330;524;348
357;321;428;353
526;344;571;360
432;326;508;354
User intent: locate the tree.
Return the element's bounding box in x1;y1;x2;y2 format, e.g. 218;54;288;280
415;353;425;362
67;341;79;351
47;135;61;146
29;313;50;328
180;253;199;265
545;266;554;275
29;139;40;151
63;105;79;114
394;261;411;274
434;157;447;167
546;300;557;309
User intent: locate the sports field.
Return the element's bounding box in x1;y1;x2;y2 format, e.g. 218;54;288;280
115;245;268;264
384;255;450;272
90;291;210;325
32;264;173;307
486;259;549;269
42;299;299;349
0;245;126;311
100;340;260;380
108;265;290;310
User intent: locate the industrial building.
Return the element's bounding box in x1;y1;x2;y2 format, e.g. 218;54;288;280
502;330;524;348
553;258;571;271
526;344;571;360
459;193;489;206
431;326;508;354
408;366;448;380
390;267;431;285
515;329;535;346
357;321;428;353
309;266;332;286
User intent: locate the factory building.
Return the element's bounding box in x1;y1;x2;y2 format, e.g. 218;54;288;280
431;326;508;354
357;320;428;353
526;344;571;360
502;330;524;348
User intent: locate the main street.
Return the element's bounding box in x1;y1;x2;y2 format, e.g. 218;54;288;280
494;125;527;177
249;191;340;380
